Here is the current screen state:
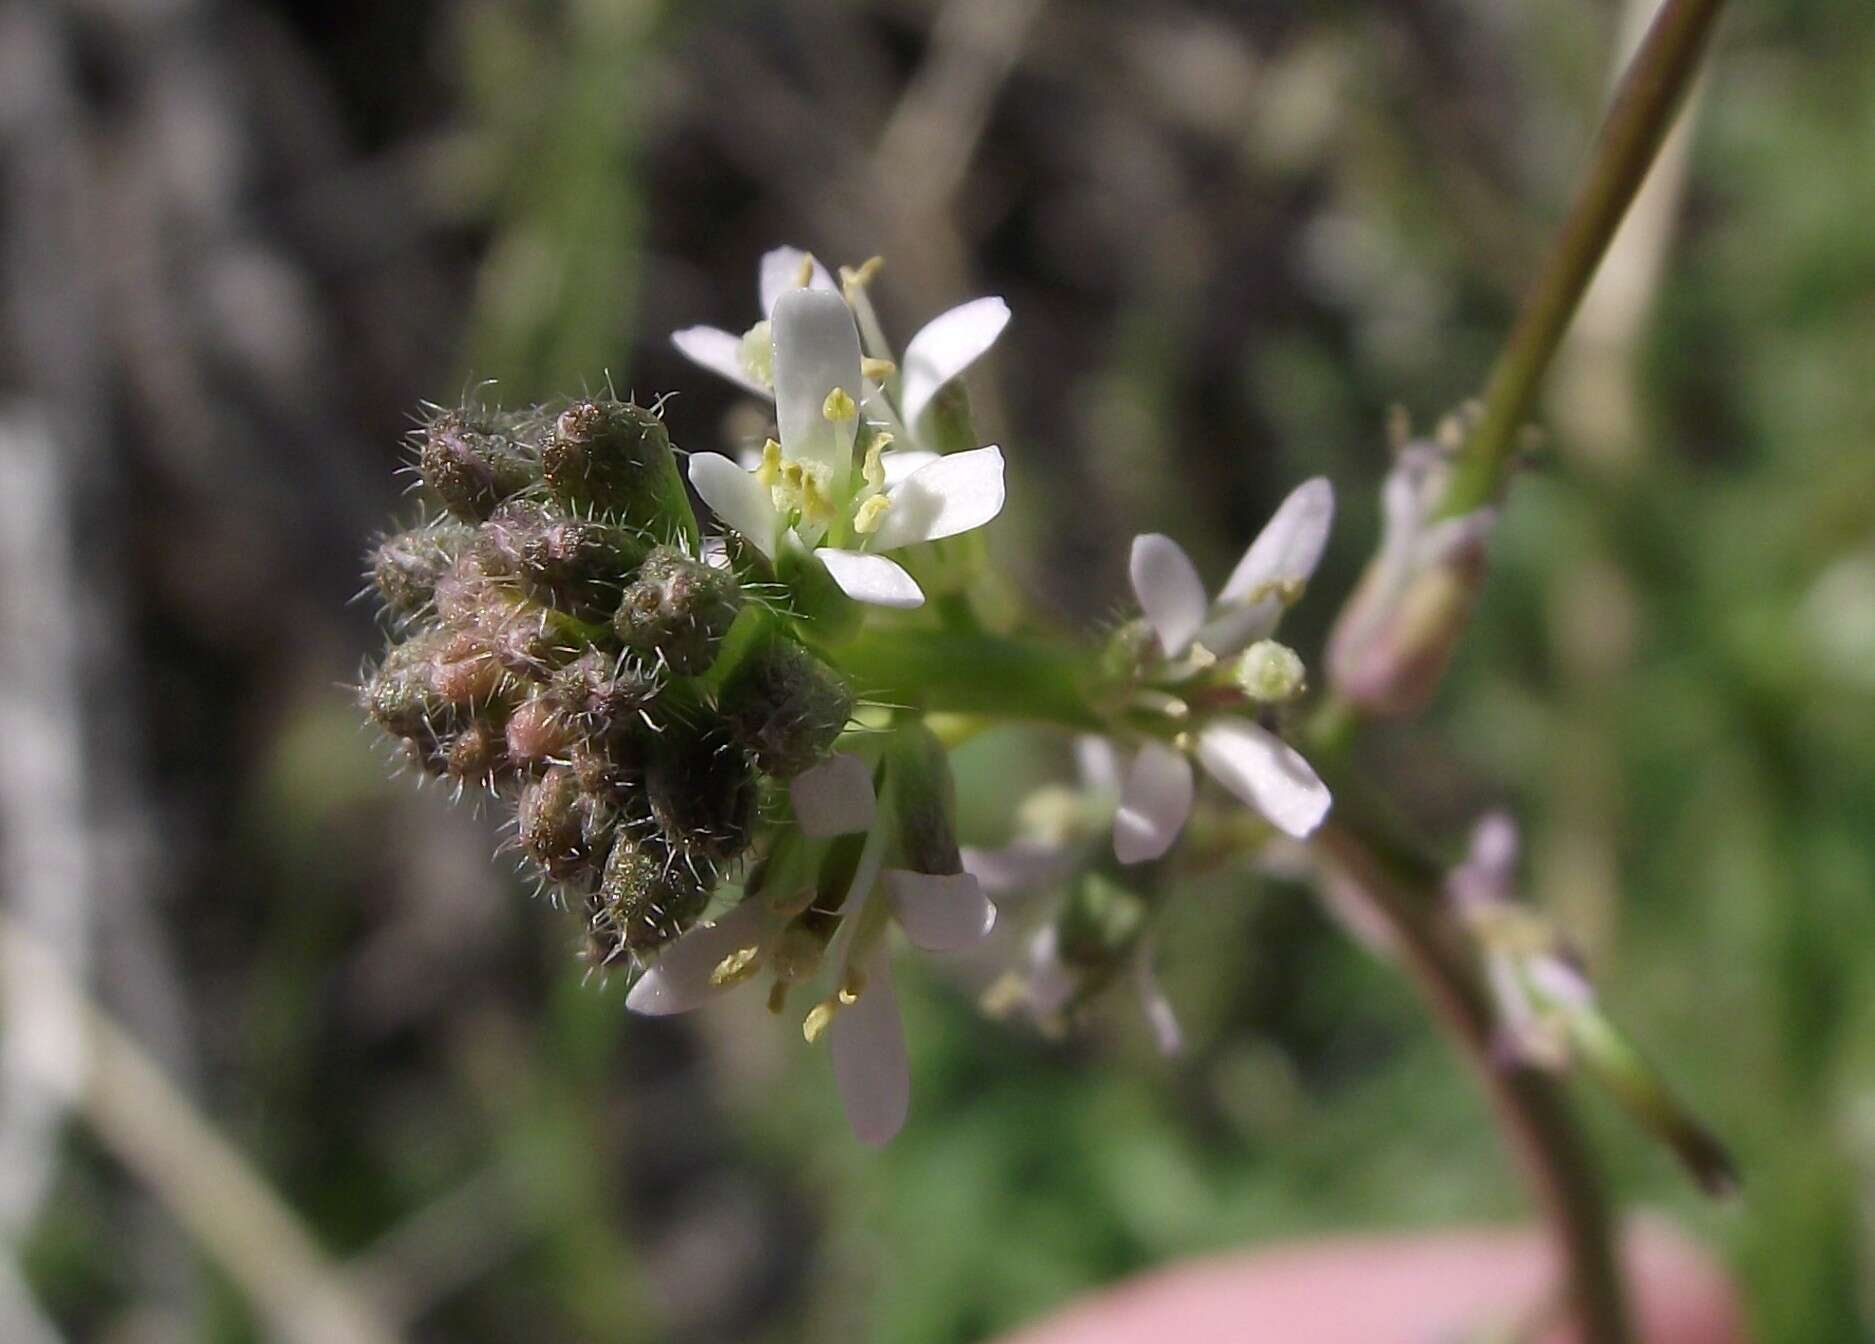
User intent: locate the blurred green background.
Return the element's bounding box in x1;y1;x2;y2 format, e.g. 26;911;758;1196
1;0;1872;1339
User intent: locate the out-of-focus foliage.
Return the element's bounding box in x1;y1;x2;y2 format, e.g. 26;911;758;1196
4;1;1873;1341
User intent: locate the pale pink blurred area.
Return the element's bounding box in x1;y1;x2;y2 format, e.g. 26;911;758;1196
999;1222;1744;1344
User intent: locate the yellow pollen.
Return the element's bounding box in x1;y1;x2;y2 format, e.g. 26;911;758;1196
802;998;839;1043
709;944;763;988
822;387;857;423
794;253;815;289
861;356;896;381
853;494;893;535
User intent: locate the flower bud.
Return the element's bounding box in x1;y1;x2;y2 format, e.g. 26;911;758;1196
614;546;742;677
592;833;709;954
884;722;962;876
361;633;453;738
504;693;573;773
549;649;659;737
516;766;597;882
542;399;697;544
1325;441;1496;718
646;727;757;869
444;718;508;787
369;522;472;624
718;634;854;778
479;499;649;623
418;410;536;522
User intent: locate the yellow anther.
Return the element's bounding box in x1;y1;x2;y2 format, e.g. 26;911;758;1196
802;998;840;1043
840;256;885;290
839;966;868;1004
709;944;763;988
794;253;816;289
861;356;896;382
853;494;893;535
861;441;887;492
1172;730;1195;753
755;438;783;488
798;473;838;528
822;386;857;422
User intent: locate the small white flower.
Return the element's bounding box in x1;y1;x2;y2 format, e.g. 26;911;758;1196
626;751;995;1146
673;247;1011;456
686;289;1006;609
1109;480;1337;861
1014;924;1183;1056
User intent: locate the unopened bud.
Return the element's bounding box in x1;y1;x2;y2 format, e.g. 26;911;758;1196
593;833;709;953
369;523;472;623
504;693;572;773
542;399;697;544
517;767;595;882
646;727;757;868
614;546;742;677
418;410;535;522
719;634;854;777
361;634;452;738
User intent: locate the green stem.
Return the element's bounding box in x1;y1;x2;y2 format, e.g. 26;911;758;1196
1441;0;1726;516
836;628;1101;728
1311;820;1632;1344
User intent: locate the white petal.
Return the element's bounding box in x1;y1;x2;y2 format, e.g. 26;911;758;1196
899;296;1011;428
772;288;862;477
625;900;769;1016
867;446;1006;551
1112;741;1195;864
1074;735;1124;798
1218;476;1336;605
1134;950;1184;1056
790;753;876;838
961;840;1079;894
1194;598;1282;659
758;245;837;318
885;870;996;951
1195;718;1332;839
688;453;780;559
879;449;940;488
1024;925;1075;1019
1129;533;1208;658
815;548;925;608
829;952;910;1146
671;326;772;398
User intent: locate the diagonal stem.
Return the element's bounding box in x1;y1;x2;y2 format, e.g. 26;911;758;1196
1441;0;1728;516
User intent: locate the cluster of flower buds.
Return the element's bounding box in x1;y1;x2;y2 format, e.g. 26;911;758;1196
361;397;853;965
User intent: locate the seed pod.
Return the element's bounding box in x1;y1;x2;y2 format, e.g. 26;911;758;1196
517;767;596;882
646;726;757;868
369;522;472;623
718;634;853;778
418;410;536;522
613;546;742;677
542;399;697;544
592;833;709;954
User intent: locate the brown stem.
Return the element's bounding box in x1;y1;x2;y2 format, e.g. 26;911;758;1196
1312;820;1631;1344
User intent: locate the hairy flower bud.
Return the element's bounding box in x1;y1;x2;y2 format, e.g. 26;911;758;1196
369;522;472;624
718;634;853;777
542;399;697;544
478;499;649;623
614;546;742;676
504;693;573;773
362;634;453;738
517;767;596;882
418;410;536;522
592;833;709;954
646;727;757;869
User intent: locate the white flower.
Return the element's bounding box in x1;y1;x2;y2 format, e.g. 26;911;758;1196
625;751;994;1146
1016;923;1184;1056
672;246;1011;454
1112;479;1337;861
686;288;1006;609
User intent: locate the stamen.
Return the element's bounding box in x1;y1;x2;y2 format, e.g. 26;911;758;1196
853;494;893;535
861;357;897;382
822;387;857;423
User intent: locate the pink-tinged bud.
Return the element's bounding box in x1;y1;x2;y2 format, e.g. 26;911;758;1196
478;500;649;622
1326;442;1497;718
417;410;536;521
431;630;510;707
549;649;658;736
445;719;508;787
362;633;453;738
369;522;472;623
505;694;573;773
